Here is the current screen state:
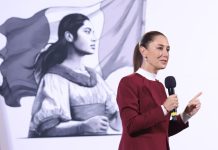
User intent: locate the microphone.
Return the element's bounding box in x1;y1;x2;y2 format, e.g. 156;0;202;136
164;76;177;121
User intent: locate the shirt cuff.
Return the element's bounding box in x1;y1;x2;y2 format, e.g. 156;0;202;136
161;105;168;116
180;112;192;123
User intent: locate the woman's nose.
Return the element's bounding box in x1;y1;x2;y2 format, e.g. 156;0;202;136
91;32;97;42
163;49;169;56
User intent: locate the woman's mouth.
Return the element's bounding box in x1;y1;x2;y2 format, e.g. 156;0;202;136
90;44;95;49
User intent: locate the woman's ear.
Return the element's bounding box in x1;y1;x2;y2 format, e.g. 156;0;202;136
139;46;147;58
64;31;74;42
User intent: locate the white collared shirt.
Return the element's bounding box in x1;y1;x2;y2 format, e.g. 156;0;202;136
136;68;157;81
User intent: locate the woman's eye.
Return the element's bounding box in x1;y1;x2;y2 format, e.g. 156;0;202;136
84;28;91;34
157;47;163;50
84;30;90;34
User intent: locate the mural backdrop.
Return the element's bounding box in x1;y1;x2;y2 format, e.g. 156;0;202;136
0;0;146;148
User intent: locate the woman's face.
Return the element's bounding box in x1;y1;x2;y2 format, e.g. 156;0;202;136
73;20;96;55
141;35;170;73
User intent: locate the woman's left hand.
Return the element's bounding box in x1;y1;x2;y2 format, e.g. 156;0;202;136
184;92;202;116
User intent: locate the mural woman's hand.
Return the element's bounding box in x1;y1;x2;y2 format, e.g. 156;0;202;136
82;116;109;135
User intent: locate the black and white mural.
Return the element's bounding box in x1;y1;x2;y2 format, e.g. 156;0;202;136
0;0;146;140
2;0;217;150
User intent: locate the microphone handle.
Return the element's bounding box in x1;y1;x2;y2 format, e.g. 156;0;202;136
171;109;177;121
168;88;175;95
168;88;177;121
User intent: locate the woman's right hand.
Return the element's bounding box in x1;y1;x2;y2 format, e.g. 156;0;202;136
82;116;109;135
163;94;179;112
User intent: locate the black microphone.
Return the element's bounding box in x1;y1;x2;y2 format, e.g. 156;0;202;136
164;76;177;121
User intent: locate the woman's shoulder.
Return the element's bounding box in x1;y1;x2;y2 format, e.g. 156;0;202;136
42;73;69;86
121;73;144;82
119;73;145;87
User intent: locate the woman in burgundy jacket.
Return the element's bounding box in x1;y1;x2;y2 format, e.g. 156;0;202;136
116;31;201;150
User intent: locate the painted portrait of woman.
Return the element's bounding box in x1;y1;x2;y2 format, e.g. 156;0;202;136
28;13;121;137
0;0;145;140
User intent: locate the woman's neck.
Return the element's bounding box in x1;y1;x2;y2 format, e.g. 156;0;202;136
141;64;158;74
61;50;86;71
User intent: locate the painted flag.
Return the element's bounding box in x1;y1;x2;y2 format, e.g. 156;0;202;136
0;9;50;107
0;0;146;107
99;0;146;79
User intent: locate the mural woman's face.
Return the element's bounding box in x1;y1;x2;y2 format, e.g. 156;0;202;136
74;20;97;55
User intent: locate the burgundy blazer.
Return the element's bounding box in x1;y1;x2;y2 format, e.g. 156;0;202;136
117;73;188;150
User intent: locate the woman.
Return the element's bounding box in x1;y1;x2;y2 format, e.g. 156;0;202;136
28;13;121;137
116;31;201;150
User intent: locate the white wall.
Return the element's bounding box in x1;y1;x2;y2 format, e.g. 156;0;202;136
146;0;218;149
1;0;218;149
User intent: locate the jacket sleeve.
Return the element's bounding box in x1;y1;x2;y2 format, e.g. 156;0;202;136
168;115;189;136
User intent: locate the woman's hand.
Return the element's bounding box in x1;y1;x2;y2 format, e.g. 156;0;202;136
184;92;202;117
163;94;179;112
82;116;109;135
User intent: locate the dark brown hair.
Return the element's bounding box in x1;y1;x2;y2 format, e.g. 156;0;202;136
133;31;166;72
34;13;89;79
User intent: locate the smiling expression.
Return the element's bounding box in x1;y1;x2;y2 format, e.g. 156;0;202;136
140;35;170;73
